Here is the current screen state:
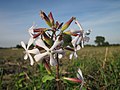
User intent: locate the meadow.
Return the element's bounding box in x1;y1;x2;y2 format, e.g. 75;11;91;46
0;46;120;90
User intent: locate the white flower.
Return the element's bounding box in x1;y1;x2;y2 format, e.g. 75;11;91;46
74;20;91;48
63;68;84;89
77;68;84;90
69;35;81;59
34;36;64;66
69;46;81;59
21;37;40;65
28;25;36;37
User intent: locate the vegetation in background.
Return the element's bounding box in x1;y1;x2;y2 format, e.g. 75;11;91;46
0;46;120;90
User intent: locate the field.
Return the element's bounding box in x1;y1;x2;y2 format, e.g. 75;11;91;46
0;46;120;90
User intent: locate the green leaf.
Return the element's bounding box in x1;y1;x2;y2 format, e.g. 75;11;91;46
42;75;55;83
19;72;25;77
63;34;72;46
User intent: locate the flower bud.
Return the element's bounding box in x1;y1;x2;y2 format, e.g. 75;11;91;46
61;17;76;31
48;12;54;26
63;77;82;83
40;10;52;27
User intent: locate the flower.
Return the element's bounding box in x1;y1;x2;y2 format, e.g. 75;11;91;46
63;68;84;90
28;25;36;37
74;19;91;48
34;36;64;66
21;37;40;65
69;35;81;59
77;68;84;90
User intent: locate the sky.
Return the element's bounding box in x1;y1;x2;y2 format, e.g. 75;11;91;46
0;0;120;47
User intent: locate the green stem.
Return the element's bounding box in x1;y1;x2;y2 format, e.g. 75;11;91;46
56;54;60;90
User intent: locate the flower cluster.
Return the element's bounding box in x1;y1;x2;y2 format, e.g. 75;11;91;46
21;10;91;89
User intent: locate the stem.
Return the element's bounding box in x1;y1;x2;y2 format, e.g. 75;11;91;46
56;53;60;90
102;47;108;68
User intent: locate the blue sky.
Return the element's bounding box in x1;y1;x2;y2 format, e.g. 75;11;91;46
0;0;120;47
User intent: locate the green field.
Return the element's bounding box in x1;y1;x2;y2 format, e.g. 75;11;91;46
0;46;120;90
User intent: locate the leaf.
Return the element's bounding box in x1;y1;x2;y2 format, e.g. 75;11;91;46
63;34;72;46
42;75;55;83
19;72;25;77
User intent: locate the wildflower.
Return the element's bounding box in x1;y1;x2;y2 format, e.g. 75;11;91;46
63;68;84;90
74;19;91;48
21;37;40;65
69;35;81;59
28;25;36;37
77;68;84;90
34;36;64;66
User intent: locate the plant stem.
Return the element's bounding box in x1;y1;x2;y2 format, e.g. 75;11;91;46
56;53;60;90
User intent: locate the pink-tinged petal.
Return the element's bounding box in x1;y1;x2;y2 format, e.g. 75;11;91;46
27;37;34;49
76;45;81;51
34;52;48;62
28;48;40;54
77;68;84;90
74;52;78;58
75;20;83;31
71;35;80;47
35;38;49;50
77;68;84;80
50;53;57;66
76;35;82;45
77;73;83;81
21;41;27;50
24;54;28;60
28;53;34;65
50;36;63;50
69;53;73;59
63;77;82;83
28;25;35;37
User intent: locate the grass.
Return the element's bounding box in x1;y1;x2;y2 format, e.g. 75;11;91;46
0;46;120;90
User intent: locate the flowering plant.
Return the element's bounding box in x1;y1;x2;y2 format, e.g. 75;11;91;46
21;10;91;90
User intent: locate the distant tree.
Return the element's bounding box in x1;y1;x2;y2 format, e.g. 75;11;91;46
103;41;109;46
16;44;22;48
94;36;105;46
